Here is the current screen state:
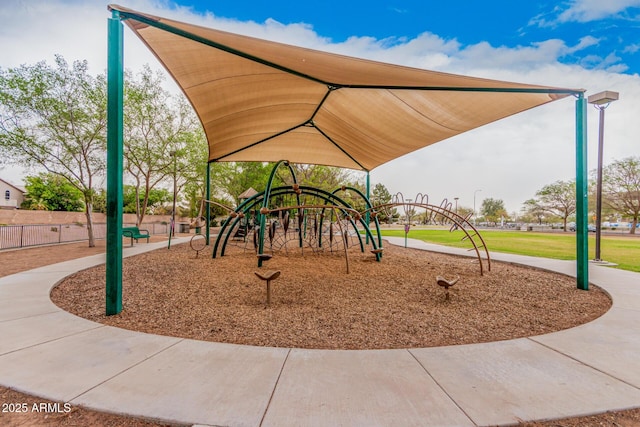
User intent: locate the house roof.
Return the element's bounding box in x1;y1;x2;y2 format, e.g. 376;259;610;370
108;4;582;172
0;177;26;193
238;187;258;200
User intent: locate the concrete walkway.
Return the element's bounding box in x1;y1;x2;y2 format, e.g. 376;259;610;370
0;237;639;426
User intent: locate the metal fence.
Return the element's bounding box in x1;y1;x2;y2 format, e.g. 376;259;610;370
0;222;170;250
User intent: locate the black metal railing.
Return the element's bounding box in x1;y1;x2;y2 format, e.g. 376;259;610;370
0;222;170;250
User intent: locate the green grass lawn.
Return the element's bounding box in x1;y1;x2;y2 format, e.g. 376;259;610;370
376;228;640;272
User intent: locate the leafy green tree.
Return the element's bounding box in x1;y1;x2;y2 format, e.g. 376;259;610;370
0;55;106;246
371;183;391;204
480;198;508;224
173;126;210;220
210;162;281;205
181;180;230;223
602;157;640;234
281;164;360;193
209;161;368;210
22;174;85;211
456;206;474;220
182;180;203;219
123;66;203;226
532;180;576;231
92;188;107;213
371;183;397;223
122;185;170;215
28;197;49;211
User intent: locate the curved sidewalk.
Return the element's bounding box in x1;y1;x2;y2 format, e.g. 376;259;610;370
0;237;639;426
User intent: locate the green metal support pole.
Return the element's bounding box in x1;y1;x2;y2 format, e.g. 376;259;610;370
365;172;370;244
206;162;211;245
106;10;124;315
575;93;589;290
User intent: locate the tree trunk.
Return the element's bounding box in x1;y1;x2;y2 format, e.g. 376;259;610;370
631;217;638;235
138;189;150;227
84;201;95;247
135;184;143;227
135;179;150;228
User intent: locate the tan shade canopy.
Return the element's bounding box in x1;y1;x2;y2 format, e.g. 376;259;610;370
109;4;580;171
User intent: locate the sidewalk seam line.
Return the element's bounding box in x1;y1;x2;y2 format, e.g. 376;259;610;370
407;348;478;426
0;324;105;357
527;337;640;392
259;348;291;427
67;338;185;403
0;309;61;323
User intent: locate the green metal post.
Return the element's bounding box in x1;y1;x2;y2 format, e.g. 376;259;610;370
258;160;291;266
206;162;211;245
106;10;124;315
575;93;589;290
365;172;370;244
258;213;266;267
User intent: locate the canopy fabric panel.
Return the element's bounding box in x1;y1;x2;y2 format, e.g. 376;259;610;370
109;4;581;171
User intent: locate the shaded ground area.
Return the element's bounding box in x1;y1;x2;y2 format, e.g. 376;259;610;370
1;239;639;426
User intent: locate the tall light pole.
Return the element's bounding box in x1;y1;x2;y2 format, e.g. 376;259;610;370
454;197;459;214
473;189;482;226
588;90;619;262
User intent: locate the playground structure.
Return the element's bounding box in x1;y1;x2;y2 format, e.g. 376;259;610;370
104;5;591;320
207;161;491;275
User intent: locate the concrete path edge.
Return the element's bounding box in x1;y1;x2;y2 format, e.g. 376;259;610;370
0;236;639;426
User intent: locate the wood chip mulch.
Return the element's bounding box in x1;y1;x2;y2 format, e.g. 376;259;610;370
51;240;611;350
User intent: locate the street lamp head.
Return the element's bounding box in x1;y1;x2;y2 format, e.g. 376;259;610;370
588;90;619;106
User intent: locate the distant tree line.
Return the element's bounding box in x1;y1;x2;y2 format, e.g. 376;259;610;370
521;156;640;234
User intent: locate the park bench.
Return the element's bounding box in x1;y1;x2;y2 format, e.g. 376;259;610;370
122;226;150;247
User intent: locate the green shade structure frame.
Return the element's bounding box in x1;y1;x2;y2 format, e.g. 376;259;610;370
106;6;589;315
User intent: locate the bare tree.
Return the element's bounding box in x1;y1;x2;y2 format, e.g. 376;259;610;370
522;198;546;225
531;180;576;231
602;157;640;234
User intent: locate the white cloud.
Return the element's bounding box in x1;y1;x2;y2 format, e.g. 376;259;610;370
313;32;463;73
557;0;640;23
529;0;640;27
624;43;640;53
569;36;601;52
1;0;639;213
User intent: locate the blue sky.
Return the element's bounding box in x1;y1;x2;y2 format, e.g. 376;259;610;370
180;0;640;74
1;0;640;213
